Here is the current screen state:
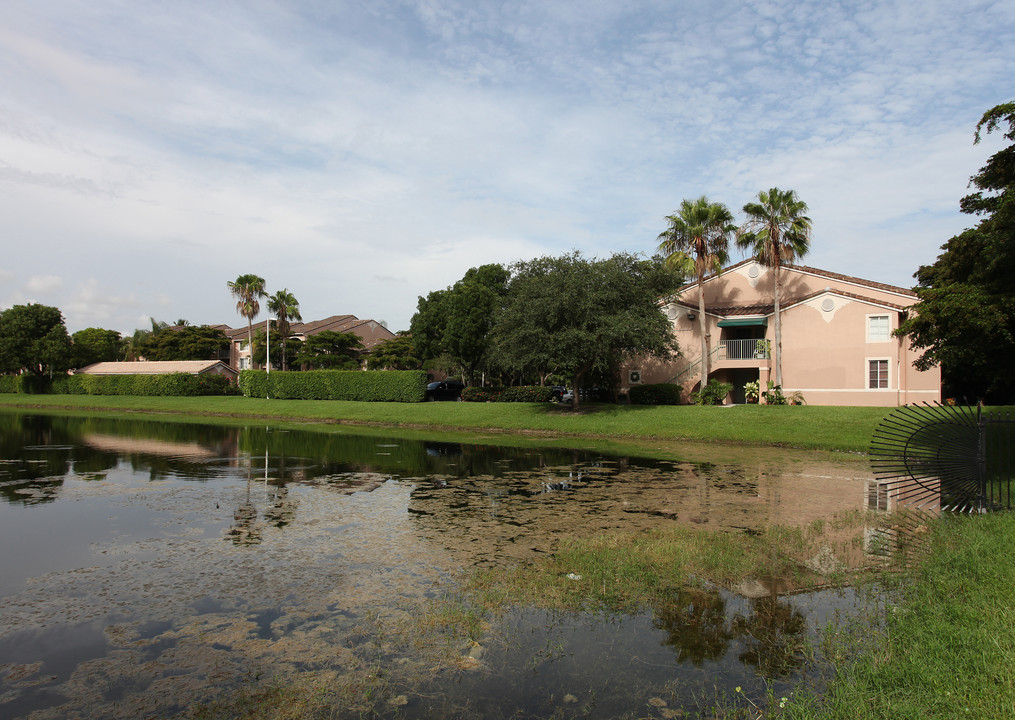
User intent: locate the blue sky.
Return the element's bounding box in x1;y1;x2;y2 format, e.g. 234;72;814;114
1;0;1012;334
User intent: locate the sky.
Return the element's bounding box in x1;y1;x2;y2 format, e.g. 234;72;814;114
1;0;1013;336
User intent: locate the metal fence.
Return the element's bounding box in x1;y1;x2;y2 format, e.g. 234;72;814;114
870;403;1014;514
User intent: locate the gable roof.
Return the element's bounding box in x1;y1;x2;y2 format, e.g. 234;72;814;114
679;258;917;300
77;360;238;376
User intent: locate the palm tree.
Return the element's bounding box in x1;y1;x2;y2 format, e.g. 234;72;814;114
227;274;267;368
657;196;736;394
737;188;812;389
267;289;301;371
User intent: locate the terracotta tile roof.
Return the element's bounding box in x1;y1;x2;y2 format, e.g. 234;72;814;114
77;361;237;375
216;315;395;351
783;288;910;312
678;259;917;298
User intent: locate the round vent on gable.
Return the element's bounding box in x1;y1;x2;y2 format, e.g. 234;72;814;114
747;263;760;279
666;305;679;320
821;297;835;312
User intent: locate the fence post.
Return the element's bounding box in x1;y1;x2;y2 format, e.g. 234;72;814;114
977;401;987;510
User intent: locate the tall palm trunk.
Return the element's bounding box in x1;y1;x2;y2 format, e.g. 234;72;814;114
698;273;708;392
773;259;783;388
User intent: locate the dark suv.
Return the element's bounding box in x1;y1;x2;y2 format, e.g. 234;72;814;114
426;380;465;401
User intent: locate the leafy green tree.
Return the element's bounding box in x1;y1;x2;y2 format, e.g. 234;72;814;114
0;303;73;376
252;328;302;370
366;334;421;370
71;327;123;367
737;187;812;388
227;274;266;366
295;331;364;370
493;252;682;410
267;289;301;371
409;264;509;384
657;196;736;392
898;102;1015;401
135;325;230;361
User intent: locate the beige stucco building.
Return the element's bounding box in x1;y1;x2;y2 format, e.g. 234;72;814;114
627;260;941;406
215;314;395;371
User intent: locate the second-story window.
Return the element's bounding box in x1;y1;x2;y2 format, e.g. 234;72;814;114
868;315;890;342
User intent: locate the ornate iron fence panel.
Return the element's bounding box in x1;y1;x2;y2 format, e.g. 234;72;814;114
870;403;1014;514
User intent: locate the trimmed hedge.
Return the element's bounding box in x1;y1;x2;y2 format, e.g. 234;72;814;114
461;386;504;402
48;373;240;396
239;369;427;402
629;383;683;405
461;385;557;402
0;375;49;394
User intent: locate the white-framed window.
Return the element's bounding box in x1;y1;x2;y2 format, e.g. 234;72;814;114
868;359;889;389
867;314;890;342
239;357;250;370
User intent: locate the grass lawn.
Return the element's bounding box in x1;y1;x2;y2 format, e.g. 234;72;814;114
0;393;893;453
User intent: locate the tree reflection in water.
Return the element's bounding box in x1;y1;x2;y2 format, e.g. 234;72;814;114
733;594;808;678
652;585;809;679
653;586;734;664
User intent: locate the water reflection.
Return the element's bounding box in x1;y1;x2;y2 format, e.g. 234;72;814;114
0;411;878;719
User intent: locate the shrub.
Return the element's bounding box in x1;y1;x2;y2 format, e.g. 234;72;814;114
763;381;788;405
692;379;733;405
49;372;240;396
499;386;556;402
461;386;505;402
239;369;427;402
460;386;559;402
629;383;683;405
0;375;49;394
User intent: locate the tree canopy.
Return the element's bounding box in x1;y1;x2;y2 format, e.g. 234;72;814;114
737;187;812;388
72;327;123;367
227;273;266;362
267;289;301;371
135;324;231;361
409;264;509;384
897;101;1015;402
657;196;736;391
0;304;73;376
493;252;682;409
295;331;364;370
366;334;421;371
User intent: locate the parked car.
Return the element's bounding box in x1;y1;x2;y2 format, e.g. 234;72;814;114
426;380;465;401
550;386;568;402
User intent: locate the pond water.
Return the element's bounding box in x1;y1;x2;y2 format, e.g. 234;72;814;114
0;412;879;719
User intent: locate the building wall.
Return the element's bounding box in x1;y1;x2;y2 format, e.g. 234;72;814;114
626;262;941;407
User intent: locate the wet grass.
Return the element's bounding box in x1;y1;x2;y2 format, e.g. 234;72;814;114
463;514;869;614
185;512;1015;719
0;394;892;452
779;511;1015;720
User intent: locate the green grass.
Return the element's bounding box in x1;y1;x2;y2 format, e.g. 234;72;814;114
781;512;1015;720
0;393;892;453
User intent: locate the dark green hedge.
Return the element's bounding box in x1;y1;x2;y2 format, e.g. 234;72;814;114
461;386;504;402
629;382;683;405
239;369;427;402
461;385;556;402
46;373;240;396
0;375;52;394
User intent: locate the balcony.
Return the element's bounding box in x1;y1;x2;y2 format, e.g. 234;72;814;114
720;338;770;361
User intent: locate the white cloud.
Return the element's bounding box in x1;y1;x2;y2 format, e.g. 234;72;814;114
0;0;1011;334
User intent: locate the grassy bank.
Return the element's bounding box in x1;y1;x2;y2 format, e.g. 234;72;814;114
187;511;1015;719
783;511;1015;720
0;393;891;453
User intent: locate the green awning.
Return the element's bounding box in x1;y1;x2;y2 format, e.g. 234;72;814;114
717;317;768;328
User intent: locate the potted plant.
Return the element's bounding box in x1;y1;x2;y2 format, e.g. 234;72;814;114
744;380;760;403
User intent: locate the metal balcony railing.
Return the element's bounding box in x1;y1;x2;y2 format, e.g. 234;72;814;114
720;339;771;360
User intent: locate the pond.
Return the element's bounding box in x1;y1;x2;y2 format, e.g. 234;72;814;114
0;411;880;719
